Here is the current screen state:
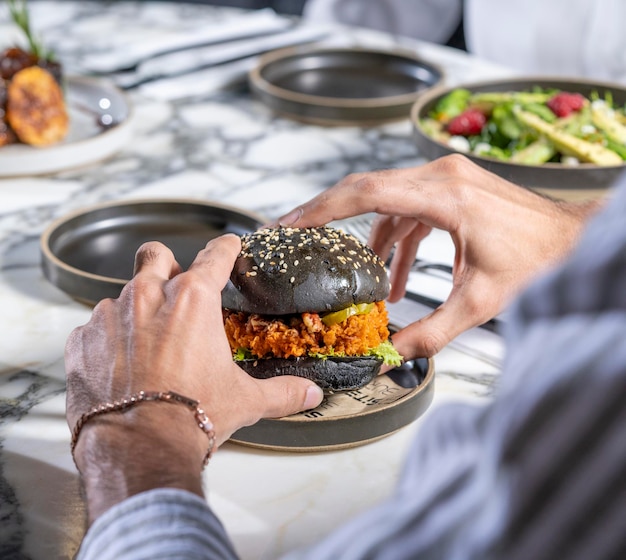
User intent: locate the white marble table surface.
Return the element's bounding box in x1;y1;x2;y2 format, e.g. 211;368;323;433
0;2;512;558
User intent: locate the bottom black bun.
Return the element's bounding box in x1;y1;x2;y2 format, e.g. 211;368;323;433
237;356;384;393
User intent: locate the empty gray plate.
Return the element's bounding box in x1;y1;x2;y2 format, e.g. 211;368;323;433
41;198;265;305
249;46;443;125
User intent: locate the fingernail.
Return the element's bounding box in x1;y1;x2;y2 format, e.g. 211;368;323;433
278;208;303;226
304;384;324;409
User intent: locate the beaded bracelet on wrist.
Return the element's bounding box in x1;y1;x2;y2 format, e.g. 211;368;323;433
70;390;216;468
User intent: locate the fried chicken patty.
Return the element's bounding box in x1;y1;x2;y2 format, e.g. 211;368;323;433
223;301;390;359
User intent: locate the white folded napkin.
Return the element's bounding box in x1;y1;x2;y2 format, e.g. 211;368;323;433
404;269;452;304
387;296;505;367
118;23;329;88
134;24;331;100
78;8;293;74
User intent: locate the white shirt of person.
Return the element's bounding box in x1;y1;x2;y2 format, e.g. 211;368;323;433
303;0;626;84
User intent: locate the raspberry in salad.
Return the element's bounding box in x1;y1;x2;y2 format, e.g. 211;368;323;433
446;109;487;136
546;92;586;118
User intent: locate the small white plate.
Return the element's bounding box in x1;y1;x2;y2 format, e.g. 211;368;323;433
0;76;133;177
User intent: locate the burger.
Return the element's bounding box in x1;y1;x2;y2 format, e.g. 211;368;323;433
221;226;403;392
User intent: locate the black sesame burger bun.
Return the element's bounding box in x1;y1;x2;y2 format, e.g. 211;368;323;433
221;226;390;315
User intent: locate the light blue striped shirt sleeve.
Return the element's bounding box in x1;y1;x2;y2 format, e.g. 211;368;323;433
78;173;626;560
77;488;238;560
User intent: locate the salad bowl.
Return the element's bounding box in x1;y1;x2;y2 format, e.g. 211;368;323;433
411;77;626;196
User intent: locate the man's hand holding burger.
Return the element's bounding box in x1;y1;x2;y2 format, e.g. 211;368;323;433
64;154;602;527
277;155;602;361
65;236;323;525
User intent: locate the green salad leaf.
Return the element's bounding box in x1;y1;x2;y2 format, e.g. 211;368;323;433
234;341;403;367
366;340;403;367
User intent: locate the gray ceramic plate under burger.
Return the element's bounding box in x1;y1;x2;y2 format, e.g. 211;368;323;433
230;355;434;451
249;45;443;126
41;198;265;305
411;77;626;194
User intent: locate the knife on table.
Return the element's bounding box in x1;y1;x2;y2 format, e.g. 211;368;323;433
77;8;294;74
113;24;331;90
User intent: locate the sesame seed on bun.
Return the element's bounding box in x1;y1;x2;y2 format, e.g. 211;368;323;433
221;226;390;316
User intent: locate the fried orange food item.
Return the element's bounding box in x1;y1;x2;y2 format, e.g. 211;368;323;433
223;301;390;359
6;66;68;146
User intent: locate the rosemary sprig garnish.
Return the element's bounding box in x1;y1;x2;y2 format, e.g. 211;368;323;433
7;0;55;60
